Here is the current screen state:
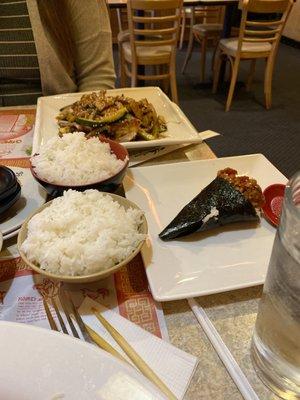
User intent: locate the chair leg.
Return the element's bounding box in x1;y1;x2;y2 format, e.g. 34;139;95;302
246;59;256;92
161;65;170;94
181;8;195;74
212;46;222;94
211;39;219;73
170;60;178;104
179;12;186;50
131;63;137;88
120;52;127;87
225;56;240;112
264;55;274;110
181;34;194;74
200;36;207;83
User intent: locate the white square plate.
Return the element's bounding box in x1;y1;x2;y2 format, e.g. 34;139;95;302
124;154;287;301
33;87;201;152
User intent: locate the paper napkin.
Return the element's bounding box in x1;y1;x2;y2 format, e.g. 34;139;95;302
79;297;198;400
129;130;220;167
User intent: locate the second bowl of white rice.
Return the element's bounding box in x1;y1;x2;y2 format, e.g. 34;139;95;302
17;190;147;283
31;132;129;197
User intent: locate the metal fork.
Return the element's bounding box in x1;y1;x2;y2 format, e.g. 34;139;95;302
43;288;178;400
43;288;127;363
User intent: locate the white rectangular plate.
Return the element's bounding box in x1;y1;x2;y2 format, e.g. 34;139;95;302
33;87;201;152
124;154;287;301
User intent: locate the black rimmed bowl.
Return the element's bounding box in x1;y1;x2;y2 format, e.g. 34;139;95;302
30;136;129;197
0;166;22;215
0;166;17;201
0;182;21;215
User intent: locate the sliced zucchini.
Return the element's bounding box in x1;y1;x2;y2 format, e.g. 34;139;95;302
137;130;156;141
75;106;128;127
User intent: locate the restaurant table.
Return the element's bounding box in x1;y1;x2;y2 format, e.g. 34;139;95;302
107;0;239;38
0;105;280;399
108;0;237;8
135;145;280;400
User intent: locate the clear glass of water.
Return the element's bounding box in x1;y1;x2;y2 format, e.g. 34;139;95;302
251;171;300;399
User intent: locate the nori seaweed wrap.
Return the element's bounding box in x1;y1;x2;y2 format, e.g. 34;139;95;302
159;170;264;241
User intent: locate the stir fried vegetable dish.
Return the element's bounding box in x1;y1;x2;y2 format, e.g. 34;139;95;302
56;91;167;142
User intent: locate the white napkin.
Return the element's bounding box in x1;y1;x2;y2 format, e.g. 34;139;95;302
129;130;220;167
79;297;198;400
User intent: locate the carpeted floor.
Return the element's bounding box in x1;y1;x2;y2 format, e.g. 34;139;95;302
114;42;300;178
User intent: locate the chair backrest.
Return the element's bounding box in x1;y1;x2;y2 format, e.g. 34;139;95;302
195;6;223;24
127;0;183;63
236;0;294;53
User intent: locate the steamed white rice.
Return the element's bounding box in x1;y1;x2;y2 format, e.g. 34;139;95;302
21;190;146;276
31;132;126;185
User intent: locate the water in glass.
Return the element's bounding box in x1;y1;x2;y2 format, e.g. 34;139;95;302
251;172;300;399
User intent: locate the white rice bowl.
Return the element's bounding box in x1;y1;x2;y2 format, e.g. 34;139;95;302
31;132;126;185
20;190;146;276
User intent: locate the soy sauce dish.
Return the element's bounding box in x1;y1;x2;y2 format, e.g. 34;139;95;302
262;184;286;227
30;132;129;197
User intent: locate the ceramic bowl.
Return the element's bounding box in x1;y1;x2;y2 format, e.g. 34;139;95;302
17;193;147;283
0;166;18;201
0;182;21;215
30;136;129;197
262;183;286;227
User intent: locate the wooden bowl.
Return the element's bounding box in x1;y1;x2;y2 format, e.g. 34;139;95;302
17;193;147;283
30;136;129;197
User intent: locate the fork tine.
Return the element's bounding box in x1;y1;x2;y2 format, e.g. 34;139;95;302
61;288;130;364
43;298;58;331
62;288;93;344
51;297;68;334
57;292;80;339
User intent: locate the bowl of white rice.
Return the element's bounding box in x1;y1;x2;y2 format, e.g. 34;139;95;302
31;132;129;197
17;190;147;283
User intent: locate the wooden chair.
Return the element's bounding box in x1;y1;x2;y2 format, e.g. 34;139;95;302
212;0;294;111
179;6;208;50
181;6;223;82
119;0;183;104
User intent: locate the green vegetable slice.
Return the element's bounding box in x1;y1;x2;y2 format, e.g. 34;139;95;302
137;130;156;141
75;106;128;127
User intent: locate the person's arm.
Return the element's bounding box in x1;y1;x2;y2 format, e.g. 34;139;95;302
66;0;116;91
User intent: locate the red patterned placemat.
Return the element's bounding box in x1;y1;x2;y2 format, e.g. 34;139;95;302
0;107;168;339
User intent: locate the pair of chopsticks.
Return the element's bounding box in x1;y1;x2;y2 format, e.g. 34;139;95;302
88;308;177;400
188;298;259;400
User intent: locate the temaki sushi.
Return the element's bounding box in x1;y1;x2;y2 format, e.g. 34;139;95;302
159;168;265;241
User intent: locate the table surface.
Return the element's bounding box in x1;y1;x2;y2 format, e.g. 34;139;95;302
107;0;239;8
136;144;280;400
1;105;279;400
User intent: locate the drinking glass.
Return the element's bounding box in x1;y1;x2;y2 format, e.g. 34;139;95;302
251;171;300;399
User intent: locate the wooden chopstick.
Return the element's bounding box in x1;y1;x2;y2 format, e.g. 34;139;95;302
43;298;59;331
84;323;129;365
92;308;177;400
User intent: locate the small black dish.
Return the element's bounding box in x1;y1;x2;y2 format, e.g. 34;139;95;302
0;180;20;203
0;166;17;201
0;181;21;216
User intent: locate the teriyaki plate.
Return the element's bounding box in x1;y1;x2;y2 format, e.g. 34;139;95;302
124;154;287;301
33;87;201;152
